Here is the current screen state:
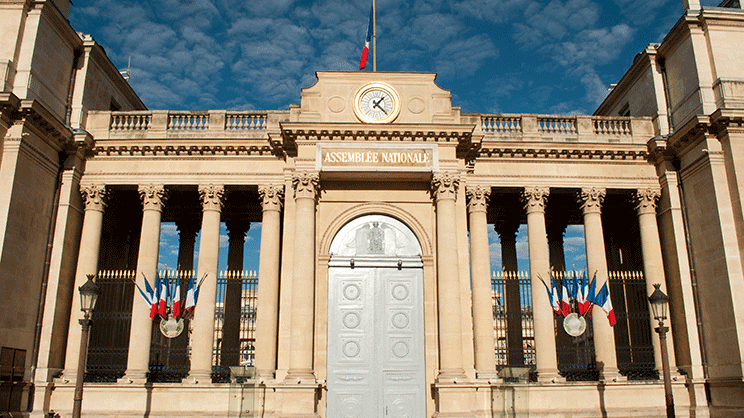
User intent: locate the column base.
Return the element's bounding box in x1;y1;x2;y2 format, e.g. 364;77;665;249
474;369;501;382
598;367;626;382
184;370;212;384
118;369;148;384
433;383;476;418
284;368;316;384
535;368;564;383
437;369;469;384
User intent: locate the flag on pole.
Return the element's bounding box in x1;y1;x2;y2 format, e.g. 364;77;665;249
577;271;588;315
134;275;154;307
539;275;561;314
172;274;182;318
583;272;597;316
158;272;169;317
560;278;571;316
359;3;373;70
593;280;616;326
150;275;160;320
184;276;196;314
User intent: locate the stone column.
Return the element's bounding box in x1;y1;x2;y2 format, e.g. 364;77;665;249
62;185;108;380
121;185;167;383
636;188;677;373
255;185;284;379
285;172;319;383
432;172;467;381
546;219;567;271
188;184;225;382
524;187;560;382
580;187;621;381
466;186;497;378
494;217;523;366
221;221;249;367
176;220;199;272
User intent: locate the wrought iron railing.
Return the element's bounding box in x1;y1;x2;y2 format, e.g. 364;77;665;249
85;270;135;382
212;270;258;383
492;271;536;379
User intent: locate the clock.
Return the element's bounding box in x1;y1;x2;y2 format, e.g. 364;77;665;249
353;82;401;124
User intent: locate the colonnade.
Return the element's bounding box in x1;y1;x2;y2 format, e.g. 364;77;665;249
63;173;671;385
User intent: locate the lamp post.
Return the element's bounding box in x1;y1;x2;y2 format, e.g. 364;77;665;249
72;274;99;418
648;283;675;418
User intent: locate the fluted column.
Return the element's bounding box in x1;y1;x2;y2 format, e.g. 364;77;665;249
255;185;284;379
432;172;467;381
466;186;497;378
524;187;560;382
122;185;168;383
636;188;677;373
221;221;249;367
580;187;621;381
188;184;225;382
62;185;108;380
285;172;319;382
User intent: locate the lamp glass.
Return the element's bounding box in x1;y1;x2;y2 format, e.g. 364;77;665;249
648;284;669;323
79;275;100;314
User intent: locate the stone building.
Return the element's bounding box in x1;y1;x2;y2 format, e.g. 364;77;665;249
1;0;744;417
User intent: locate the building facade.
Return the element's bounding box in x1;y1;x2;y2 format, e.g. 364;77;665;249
1;0;744;417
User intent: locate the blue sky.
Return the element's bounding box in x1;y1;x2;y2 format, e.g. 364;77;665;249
68;0;723;115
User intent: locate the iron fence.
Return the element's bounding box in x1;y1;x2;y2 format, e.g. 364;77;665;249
492;271;536;380
212;271;258;383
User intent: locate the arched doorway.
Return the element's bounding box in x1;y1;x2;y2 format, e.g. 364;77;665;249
326;214;425;418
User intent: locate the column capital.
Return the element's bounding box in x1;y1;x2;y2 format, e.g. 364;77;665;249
199;184;225;212
466;186;490;213
522;186;549;214
138;184;168;212
431;172;459;201
580;187;606;214
636;188;661;215
292;172;319;201
259;184;285;211
80;184;108;212
226;220;250;238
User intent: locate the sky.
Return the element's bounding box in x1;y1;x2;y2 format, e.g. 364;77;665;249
69;0;723;275
69;0;724;116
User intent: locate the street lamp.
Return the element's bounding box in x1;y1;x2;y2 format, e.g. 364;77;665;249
648;283;675;418
72;274;99;418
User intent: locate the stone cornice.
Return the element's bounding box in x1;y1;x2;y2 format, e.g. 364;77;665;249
666;115;712;155
280;122;477;153
16;99;74;151
91;142;277;157
477;142;649;161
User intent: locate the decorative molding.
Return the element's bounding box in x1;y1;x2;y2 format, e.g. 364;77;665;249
199;184;225;211
636;188;661;215
139;184;168;212
477;146;648;161
292;172;319;201
431;172;459;201
80;184;108;212
580;187;606;214
465;186;490;212
259;184;285;211
522;187;550;214
91;143;276;157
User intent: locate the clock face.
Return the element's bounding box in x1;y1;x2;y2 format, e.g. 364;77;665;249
353;83;400;123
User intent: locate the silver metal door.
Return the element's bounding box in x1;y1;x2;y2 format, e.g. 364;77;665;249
327;216;425;418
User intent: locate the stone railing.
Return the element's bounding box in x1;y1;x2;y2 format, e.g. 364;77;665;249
98;110;274;136
477;114;651;144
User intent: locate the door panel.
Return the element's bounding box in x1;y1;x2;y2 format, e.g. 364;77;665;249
328;267;424;418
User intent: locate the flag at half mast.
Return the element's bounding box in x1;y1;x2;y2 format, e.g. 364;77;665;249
359;3;373;70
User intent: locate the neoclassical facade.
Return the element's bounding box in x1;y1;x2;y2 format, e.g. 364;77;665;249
2;0;744;417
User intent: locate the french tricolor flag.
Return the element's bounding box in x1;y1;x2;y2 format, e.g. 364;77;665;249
593;280;616;326
560;279;571;316
359;4;373;70
158;272;169;317
150;276;160;320
184;276;196;314
172;275;182;318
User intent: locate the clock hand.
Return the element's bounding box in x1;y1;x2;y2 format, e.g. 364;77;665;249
372;97;388;114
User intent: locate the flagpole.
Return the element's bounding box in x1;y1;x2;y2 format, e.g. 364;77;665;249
372;0;376;72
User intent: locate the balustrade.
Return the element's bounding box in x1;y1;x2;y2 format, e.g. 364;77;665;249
538;117;577;135
110;113;150;131
168;113;209;130
593;117;632;136
481;115;522;134
226;112;267;130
